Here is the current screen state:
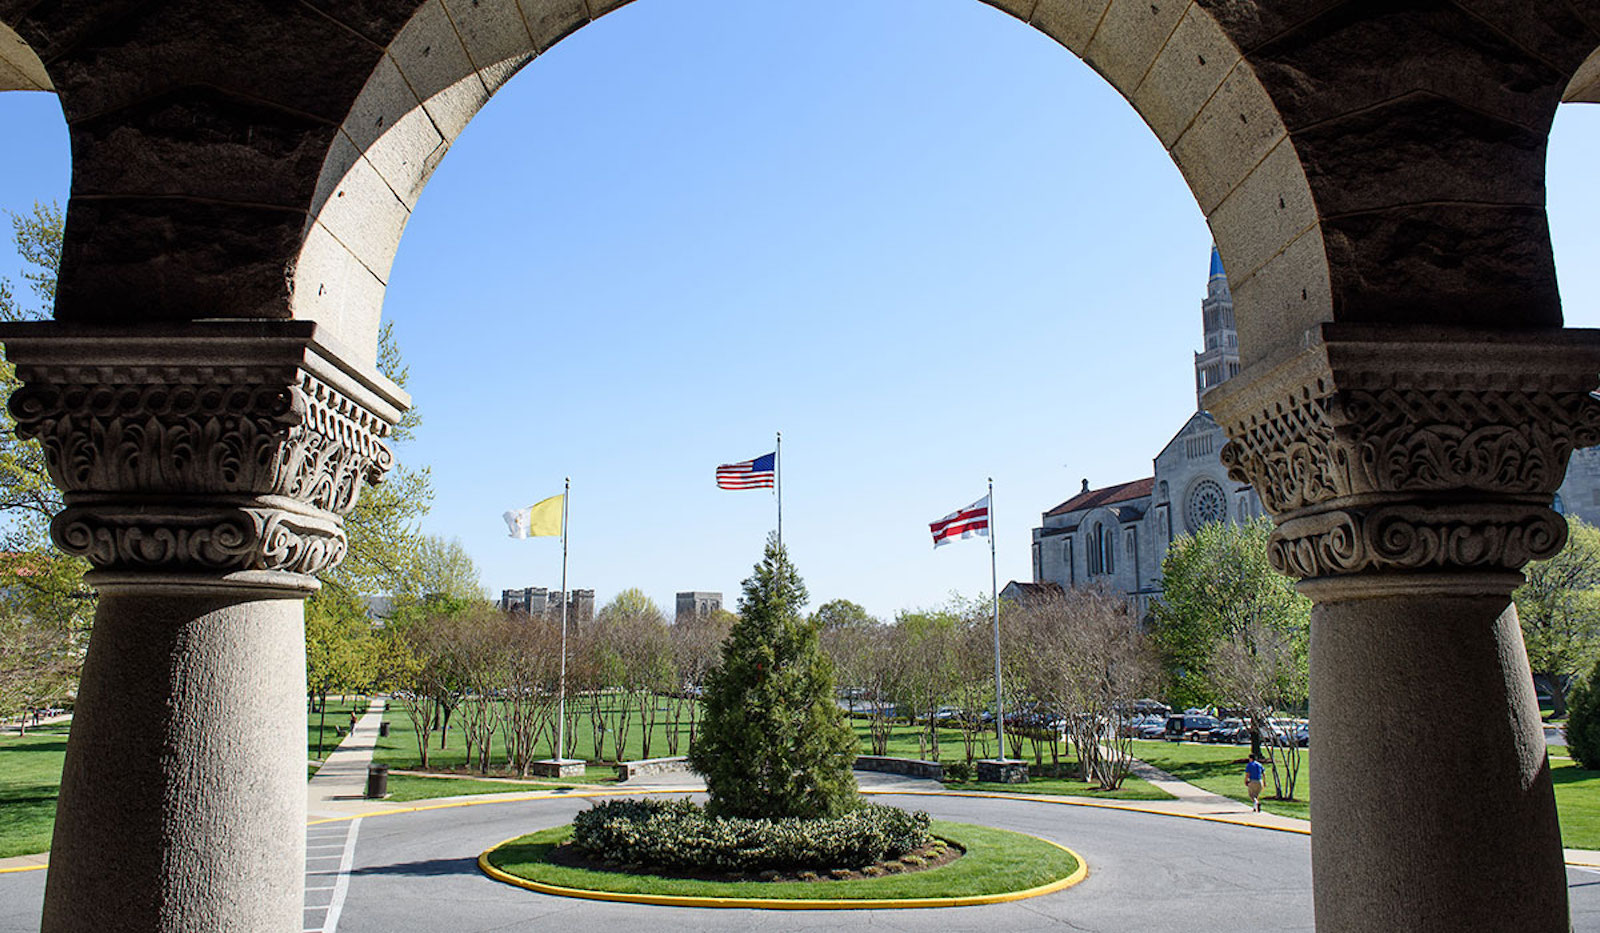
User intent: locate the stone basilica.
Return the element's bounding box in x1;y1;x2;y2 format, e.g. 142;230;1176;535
1029;248;1265;617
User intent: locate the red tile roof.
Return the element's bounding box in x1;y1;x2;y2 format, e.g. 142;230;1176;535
1045;477;1154;517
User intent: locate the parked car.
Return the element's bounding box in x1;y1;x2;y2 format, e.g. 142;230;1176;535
1164;714;1222;742
1206;719;1250;744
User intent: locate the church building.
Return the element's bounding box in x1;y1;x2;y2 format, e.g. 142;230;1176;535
1029;248;1264;616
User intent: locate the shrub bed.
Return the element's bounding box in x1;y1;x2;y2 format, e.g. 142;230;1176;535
571;798;932;872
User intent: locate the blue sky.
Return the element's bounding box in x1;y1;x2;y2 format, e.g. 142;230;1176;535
3;0;1600;621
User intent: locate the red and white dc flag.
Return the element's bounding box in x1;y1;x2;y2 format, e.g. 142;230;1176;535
930;495;990;547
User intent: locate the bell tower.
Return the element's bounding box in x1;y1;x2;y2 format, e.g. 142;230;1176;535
1194;245;1241;409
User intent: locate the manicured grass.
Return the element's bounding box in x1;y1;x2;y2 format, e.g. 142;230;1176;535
484;819;1078;900
0;722;68;858
372;698;694;776
956;775;1173;801
852;721;1171;801
1130;738;1312;821
385;772;611;802
1554;756;1600;850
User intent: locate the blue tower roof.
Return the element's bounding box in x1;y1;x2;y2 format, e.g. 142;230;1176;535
1209;245;1226;280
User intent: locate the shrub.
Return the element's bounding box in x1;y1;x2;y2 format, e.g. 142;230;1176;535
943;760;973;783
1568;659;1600;770
571;798;932;872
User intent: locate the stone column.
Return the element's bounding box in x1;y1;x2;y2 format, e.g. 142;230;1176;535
1206;324;1600;933
0;322;405;933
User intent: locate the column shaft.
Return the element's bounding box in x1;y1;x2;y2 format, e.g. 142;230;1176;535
42;591;307;933
1308;587;1566;931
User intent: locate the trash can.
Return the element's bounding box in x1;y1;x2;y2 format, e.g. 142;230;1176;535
378;721;390;738
365;763;388;799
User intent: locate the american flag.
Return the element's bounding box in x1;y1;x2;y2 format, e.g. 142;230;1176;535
930;495;990;547
716;452;776;490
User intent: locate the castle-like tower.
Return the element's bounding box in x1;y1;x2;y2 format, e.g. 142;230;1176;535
1193;245;1241;409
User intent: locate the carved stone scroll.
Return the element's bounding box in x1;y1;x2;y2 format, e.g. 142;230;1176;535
0;321;408;590
1204;325;1600;582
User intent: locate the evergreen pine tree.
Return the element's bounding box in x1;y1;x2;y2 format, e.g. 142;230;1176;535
1567;658;1600;770
688;535;859;819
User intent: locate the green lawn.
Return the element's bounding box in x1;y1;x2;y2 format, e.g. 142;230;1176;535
0;722;68;858
851;721;1171;801
308;697;368;763
1130;738;1311;820
484;819;1078;900
372;697;696;776
1553;755;1600;849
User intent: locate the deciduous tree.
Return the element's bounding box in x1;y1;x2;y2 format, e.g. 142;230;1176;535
1516;518;1600;717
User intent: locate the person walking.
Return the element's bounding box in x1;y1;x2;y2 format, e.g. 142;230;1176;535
1245;753;1265;812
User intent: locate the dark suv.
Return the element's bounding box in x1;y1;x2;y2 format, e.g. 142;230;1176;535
1164;714;1222;742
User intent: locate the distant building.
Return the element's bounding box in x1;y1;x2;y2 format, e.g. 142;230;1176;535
675;591;722;624
1031;248;1264;617
998;581;1063;606
500;586;595;623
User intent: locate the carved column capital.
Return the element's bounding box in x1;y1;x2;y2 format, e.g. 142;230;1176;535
1204;325;1600;588
0;321;409;594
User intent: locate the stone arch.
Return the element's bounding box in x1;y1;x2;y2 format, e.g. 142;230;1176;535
295;0;1326;366
4;2;1596;371
1564;45;1600;102
0;20;50;91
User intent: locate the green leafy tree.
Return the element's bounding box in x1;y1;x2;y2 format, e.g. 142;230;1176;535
1566;658;1600;770
1515;518;1600;717
1150;517;1310;714
0;203;94;720
403;534;487;603
321;321;434;599
809;598;874;631
598;587;665;625
0;202;70;547
688;535;858;819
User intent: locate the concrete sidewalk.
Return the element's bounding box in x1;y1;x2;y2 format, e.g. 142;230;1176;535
307;698;409;819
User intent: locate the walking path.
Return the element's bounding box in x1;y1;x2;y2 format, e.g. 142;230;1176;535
307;698;405;820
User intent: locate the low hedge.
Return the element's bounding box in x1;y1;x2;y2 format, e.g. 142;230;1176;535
571;798;932;872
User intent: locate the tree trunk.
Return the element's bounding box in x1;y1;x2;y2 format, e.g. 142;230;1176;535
1533;672;1567;719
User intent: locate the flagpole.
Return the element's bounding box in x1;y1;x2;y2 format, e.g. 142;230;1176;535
557;476;570;762
776;431;783;551
989;477;1005;761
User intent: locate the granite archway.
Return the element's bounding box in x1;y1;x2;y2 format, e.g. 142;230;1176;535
3;2;1600;931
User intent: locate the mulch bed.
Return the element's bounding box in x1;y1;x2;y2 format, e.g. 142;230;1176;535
548;838;963;883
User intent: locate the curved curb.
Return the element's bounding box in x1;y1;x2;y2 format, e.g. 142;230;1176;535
858;788;1315;837
475;831;1088;910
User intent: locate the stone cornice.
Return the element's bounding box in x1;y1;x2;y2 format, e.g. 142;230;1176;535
1204;325;1600;581
0;321;405;588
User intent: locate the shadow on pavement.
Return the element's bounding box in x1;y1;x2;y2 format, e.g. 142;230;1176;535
350;857;480;878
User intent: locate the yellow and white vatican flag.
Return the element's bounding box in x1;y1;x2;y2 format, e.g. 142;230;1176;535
503;481;578;763
503;493;564;539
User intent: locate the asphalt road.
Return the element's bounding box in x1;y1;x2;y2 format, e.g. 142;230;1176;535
3;793;1599;932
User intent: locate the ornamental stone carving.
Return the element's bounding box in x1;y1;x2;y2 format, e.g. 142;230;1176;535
0;322;407;588
1204;325;1600;581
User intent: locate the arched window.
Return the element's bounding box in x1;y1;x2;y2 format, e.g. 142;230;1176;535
1087;523;1115;576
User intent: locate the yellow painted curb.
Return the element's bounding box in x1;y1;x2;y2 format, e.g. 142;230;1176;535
0;863;47;875
306;786;696;825
475;831;1087;910
860;788;1316;837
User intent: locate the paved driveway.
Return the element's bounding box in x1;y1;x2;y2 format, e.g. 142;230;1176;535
4;792;1599;932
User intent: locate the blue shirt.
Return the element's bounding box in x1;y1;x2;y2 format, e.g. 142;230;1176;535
1246;760;1265;781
